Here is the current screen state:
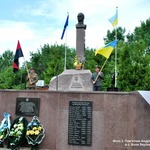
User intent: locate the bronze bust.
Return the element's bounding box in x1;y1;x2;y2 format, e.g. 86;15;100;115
77;13;84;24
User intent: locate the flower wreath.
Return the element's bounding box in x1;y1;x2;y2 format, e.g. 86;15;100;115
26;116;45;146
7;117;28;149
0;113;11;147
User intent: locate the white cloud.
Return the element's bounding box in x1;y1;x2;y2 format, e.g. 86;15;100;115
0;0;149;62
0;21;34;41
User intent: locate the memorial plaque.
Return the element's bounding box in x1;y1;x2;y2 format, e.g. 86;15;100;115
16;97;40;116
69;75;83;91
68;101;92;146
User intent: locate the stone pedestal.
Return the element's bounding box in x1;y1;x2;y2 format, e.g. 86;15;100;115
75;13;86;67
48;69;93;91
76;26;86;62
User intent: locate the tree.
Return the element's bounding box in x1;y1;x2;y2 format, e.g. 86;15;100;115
104;27;126;43
134;18;150;44
103;19;150;91
0;50;26;89
0;50;13;70
117;40;150;91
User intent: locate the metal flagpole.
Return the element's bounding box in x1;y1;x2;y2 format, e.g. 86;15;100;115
64;12;69;71
115;6;118;88
64;28;67;70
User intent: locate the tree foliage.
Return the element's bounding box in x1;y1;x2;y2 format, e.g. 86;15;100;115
0;50;26;89
104;27;126;43
117;40;150;91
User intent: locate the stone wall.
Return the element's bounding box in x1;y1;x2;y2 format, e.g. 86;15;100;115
0;90;150;150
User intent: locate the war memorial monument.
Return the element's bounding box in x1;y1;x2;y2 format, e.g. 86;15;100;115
48;12;93;91
0;13;150;150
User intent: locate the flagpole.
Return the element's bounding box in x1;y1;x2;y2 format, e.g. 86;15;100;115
64;27;67;70
108;7;118;88
23;57;32;84
23;57;29;74
100;58;108;72
115;6;118;88
63;12;69;71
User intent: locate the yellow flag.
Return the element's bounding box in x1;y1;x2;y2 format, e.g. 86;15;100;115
95;40;118;59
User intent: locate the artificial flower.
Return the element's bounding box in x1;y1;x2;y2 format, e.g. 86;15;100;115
0;113;11;146
26;116;45;145
7;117;28;149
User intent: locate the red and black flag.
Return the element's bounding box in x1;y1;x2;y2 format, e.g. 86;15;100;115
13;40;24;73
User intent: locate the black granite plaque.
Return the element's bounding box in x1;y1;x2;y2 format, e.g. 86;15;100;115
68;101;92;146
16;97;40;116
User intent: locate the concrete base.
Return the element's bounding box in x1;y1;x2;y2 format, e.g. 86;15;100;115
48;69;93;91
0;90;150;150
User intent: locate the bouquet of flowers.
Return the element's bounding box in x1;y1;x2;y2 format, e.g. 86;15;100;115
0;113;11;147
26;116;45;146
7;117;28;149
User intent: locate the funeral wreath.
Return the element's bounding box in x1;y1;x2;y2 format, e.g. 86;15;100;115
26;116;45;145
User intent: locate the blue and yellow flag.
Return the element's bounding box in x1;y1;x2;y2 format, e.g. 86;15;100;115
61;14;69;40
95;40;118;59
108;8;118;27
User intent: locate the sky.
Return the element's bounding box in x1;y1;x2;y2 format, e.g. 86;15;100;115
0;0;150;61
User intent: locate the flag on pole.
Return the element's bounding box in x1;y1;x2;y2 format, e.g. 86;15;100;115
95;39;118;59
13;40;24;73
61;14;69;40
108;8;118;27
